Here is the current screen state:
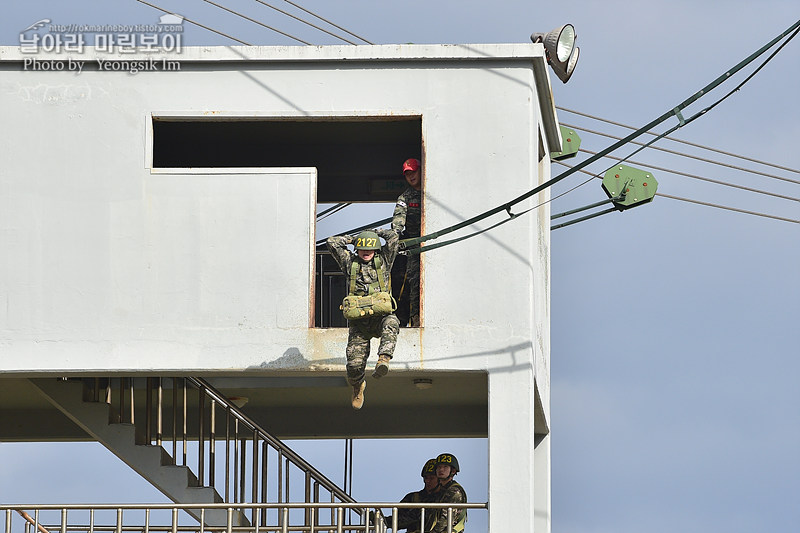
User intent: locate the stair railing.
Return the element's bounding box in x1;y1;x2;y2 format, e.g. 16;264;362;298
3;502;486;533
84;377;359;527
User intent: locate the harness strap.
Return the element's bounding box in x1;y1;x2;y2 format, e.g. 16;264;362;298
374;255;388;293
349;261;359;296
452;512;466;533
348;255;390;296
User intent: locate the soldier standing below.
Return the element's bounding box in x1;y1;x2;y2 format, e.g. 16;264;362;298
327;228;400;409
384;458;440;532
431;453;467;533
392;158;423;327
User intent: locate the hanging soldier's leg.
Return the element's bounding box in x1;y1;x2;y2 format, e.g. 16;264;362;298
345;323;371;386
373;314;400;379
346;323;371;409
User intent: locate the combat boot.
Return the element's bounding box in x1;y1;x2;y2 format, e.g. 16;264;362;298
372;354;391;379
351;381;366;410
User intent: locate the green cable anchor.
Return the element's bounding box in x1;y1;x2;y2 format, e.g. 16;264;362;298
550;126;581;161
602;165;658;210
551;164;658;230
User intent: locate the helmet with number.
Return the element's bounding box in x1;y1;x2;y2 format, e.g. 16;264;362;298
354;230;381;250
435;453;460;474
421;458;438;477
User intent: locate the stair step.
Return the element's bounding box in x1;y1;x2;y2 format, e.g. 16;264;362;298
28;378;247;527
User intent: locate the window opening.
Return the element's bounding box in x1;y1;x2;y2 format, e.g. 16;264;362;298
152;117;422;328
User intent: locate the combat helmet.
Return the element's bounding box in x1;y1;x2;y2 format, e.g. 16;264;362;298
354;230;381;250
421;458;438;477
435;452;460;474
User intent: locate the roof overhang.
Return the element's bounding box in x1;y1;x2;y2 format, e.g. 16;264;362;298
0;42;561;151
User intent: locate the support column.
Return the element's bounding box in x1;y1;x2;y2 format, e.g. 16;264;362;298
534;433;551;532
488;362;538;533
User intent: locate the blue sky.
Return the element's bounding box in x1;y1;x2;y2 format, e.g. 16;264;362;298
1;2;799;533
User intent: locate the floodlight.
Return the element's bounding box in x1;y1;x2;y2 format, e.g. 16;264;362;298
531;24;580;83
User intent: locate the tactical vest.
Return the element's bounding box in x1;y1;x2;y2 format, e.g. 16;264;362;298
406;492;423;533
340;255;397;320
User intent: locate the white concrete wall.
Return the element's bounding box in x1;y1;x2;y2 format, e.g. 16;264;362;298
0;44;554;533
0;166;315;371
0;45;552;375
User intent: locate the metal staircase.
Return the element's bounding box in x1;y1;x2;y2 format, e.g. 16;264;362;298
28;377;357;528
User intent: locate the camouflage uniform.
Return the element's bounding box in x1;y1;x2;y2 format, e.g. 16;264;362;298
431;480;467;533
392;187;422;326
327;228;400;386
387;488;439;533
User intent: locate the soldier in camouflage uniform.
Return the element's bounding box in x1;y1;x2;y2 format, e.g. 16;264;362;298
392;158;423;327
384;458;440;532
431;453;467;533
327;228;400;409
